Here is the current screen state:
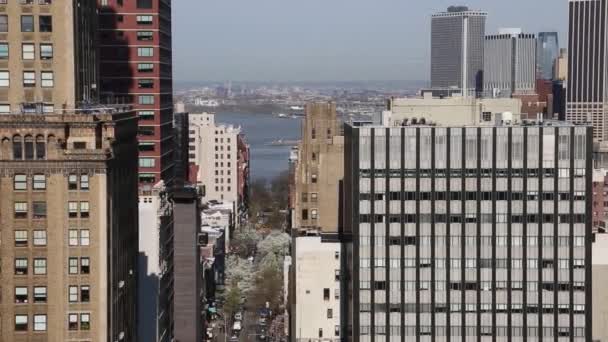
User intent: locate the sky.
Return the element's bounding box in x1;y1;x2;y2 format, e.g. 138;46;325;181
172;0;567;83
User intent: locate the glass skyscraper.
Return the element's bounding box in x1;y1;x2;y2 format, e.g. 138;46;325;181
537;32;559;80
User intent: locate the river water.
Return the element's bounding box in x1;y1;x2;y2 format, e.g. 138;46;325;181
215;112;302;181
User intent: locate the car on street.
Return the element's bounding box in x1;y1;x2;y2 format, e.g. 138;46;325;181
234;312;243;321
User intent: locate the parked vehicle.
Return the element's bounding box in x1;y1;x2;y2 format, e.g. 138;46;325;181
234;312;243;321
233;321;242;332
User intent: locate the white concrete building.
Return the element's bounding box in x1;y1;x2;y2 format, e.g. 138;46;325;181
138;181;174;342
593;233;608;342
189;113;241;212
291;236;342;342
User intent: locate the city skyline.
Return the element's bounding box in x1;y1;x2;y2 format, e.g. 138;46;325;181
173;0;567;82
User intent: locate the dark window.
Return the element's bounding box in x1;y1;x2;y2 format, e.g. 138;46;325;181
80;257;90;274
24;136;34;160
73;142;86;149
36;136;45;159
39;16;52;32
302;209;308;220
0;15;7;32
138;79;154;89
136;0;152;8
137;31;154;41
21;16;34;32
323;288;329;300
13;136;23;160
32;201;47;219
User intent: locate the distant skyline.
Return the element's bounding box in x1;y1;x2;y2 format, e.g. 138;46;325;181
173;0;567;82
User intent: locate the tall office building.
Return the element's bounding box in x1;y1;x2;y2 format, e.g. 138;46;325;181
0;109;139;341
0;0;98;113
98;0;174;186
567;0;608;142
344;118;593;340
537;32;559;80
484;29;537;98
431;6;487;97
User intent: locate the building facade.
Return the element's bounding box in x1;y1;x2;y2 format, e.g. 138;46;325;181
344;120;593;340
0;109;139;341
430;6;487;96
138;181;174;342
537;32;559;80
484;29;537;98
567;0;608;142
98;0;174;186
593;233;608;341
292;102;344;234
0;0;98;113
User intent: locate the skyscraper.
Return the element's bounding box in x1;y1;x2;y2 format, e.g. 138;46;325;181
431;6;487;97
537;32;559;80
567;0;608;142
484;29;537;98
344;117;593;340
0;0;98;114
98;0;175;187
0;109;140;341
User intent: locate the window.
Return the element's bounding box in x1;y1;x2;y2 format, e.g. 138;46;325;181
0;43;8;59
33;315;46;331
327;309;333;318
0;104;9;113
68;314;78;330
33;174;46;190
38;43;53;60
323;288;330;300
68;202;78;218
0;71;9;87
81;285;90;302
33;201;46;219
14;202;27;219
15;258;28;275
14;174;27;190
41;71;53;87
137;47;154;57
68;174;78;190
33;258;46;275
136;15;153;25
68;257;79;274
138;79;154;88
139;158;155;168
80;202;89;218
15;315;28;331
34;286;46;303
23;71;35;87
137;31;154;41
81;257;90;274
0;15;7;32
311;209;318;219
69;286;78;302
22;44;34;60
33;230;46;246
21;15;34;32
137;63;154;72
139;95;154;105
15;230;27;247
80;314;90;330
69;229;78;246
15;287;28;303
39;16;52;32
80;230;90;246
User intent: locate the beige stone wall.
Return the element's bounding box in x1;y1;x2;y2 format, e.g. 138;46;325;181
0;1;77;112
293;102;344;233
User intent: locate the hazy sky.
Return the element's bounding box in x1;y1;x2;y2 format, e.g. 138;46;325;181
173;0;567;82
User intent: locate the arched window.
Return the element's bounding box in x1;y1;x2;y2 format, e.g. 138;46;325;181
24;135;34;160
36;135;45;160
13;135;22;160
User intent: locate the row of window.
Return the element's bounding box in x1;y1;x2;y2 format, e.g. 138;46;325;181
14;313;90;332
0;103;53;114
14;257;90;275
359;302;586;314
0;42;53;60
360;213;587;224
361;258;585;269
13;174;89;190
361;235;586;247
12;229;89;247
359;326;585;337
1;0;53;5
0;15;52;33
360;280;586;293
360;168;587;179
361;191;586;202
0;70;54;87
11;135;46;160
13;201;90;219
15;285;89;304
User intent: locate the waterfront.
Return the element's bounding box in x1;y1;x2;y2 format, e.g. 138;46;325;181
215;112;302;180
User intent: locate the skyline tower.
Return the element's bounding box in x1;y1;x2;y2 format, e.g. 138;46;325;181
566;0;608;142
537;32;560;80
484;28;537;98
430;6;487;97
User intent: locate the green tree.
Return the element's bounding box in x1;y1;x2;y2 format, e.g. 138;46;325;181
224;281;242;321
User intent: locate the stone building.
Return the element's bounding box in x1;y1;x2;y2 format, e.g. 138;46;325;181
0;108;139;342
